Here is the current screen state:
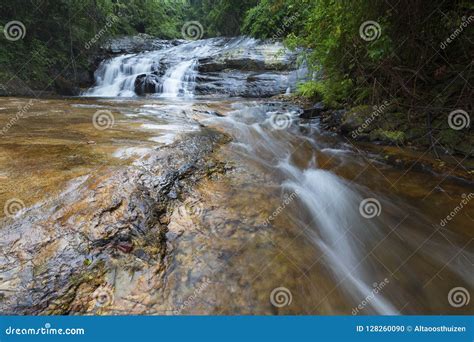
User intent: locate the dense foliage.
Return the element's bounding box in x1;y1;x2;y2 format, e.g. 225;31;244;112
0;0;189;88
243;1;472;106
242;0;473;153
1;0;472;152
189;0;259;36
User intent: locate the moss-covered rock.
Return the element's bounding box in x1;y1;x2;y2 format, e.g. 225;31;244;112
340;105;372;134
340;104;391;138
369;129;406;145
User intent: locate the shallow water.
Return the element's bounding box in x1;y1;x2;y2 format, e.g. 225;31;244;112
0;97;201;216
197;102;473;314
0;96;472;315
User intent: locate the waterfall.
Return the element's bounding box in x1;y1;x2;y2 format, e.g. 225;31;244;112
161;60;197;97
85;55;194;98
87;54;157;97
84;37;307;98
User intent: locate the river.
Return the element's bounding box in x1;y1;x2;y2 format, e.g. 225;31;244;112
0;37;472;315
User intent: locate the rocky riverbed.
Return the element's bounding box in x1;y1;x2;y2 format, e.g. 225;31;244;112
0;108;225;314
0;36;472;316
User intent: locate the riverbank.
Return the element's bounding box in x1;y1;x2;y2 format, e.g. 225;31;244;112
274;94;473;181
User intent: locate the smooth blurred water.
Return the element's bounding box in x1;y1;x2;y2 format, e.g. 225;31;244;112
84;37;306;98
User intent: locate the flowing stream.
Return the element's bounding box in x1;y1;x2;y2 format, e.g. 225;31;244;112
0;37;472;315
85;37;306;98
199;101;473;314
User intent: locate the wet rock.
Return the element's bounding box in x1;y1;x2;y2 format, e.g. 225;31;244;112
300;102;326;119
198;58;266;73
100;34;180;55
321;109;347;130
0;129;227;315
134;74;162;95
116;241;134;253
168;189;178;199
134;249;150;262
197;39;298;73
193;39;303;98
195;71;294;98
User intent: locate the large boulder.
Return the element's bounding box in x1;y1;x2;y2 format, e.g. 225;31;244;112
134;74;162;95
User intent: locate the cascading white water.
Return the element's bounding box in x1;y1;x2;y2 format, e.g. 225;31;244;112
87;54;157;97
85;40;210;98
161;60;197;97
204;102;401;314
84;37;307;98
282;167;398;314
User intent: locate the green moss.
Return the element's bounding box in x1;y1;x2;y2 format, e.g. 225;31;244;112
345;105;372;119
297;77;353;107
370;129;406;145
405;127;426;141
297;81;321;101
438;129;462;146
